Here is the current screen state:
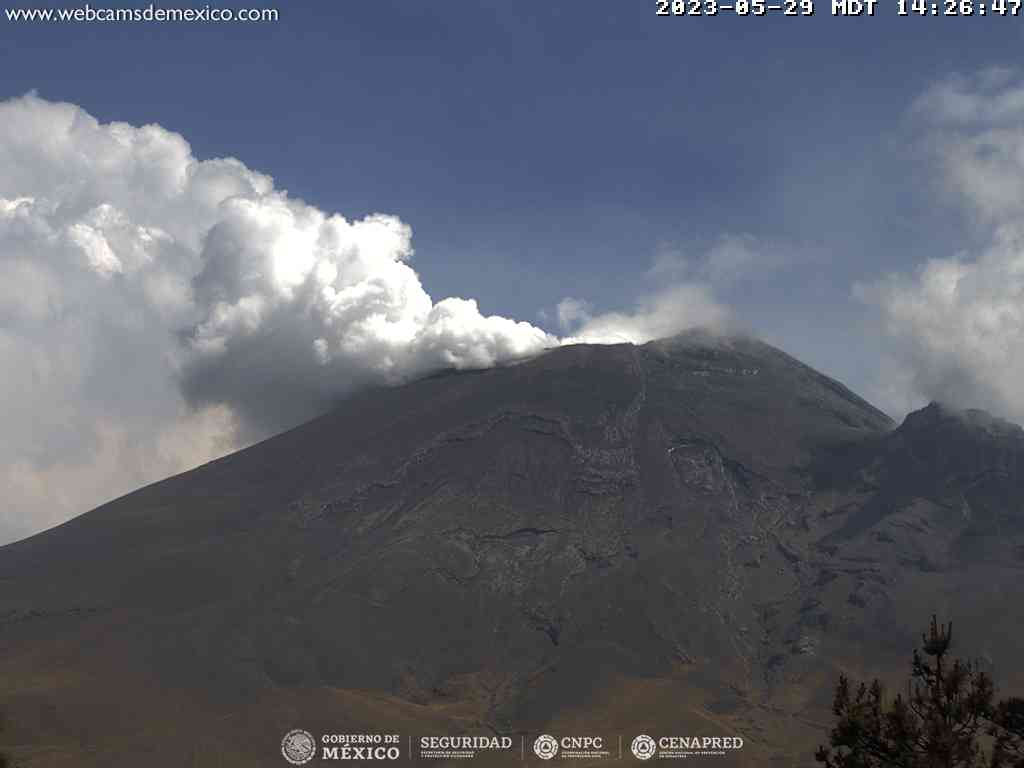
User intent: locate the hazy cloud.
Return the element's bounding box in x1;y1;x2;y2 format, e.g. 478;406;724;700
859;70;1024;423
646;233;808;287
911;68;1024;128
555;297;593;333
553;236;769;344
558;283;731;345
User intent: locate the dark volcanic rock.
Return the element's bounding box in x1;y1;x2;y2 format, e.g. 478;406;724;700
1;331;1022;767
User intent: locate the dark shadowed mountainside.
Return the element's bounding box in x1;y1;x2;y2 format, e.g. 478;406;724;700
1;331;1023;767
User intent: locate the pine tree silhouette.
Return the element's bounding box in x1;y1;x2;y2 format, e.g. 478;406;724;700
990;696;1024;767
815;616;1024;768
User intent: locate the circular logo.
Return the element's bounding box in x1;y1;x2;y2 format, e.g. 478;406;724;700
631;734;657;761
534;734;559;760
281;729;316;765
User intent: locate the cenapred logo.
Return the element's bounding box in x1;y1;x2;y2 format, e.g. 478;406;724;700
534;734;559;760
631;734;657;761
631;733;744;760
281;729;316;765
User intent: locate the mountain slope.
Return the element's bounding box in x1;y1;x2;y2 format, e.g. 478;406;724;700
2;332;1022;767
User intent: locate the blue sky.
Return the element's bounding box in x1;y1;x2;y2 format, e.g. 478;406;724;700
4;1;1024;540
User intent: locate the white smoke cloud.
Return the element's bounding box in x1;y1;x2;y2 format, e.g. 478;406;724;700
553;235;774;345
0;93;562;543
859;70;1024;424
180;193;554;434
0;93;734;543
557;283;730;345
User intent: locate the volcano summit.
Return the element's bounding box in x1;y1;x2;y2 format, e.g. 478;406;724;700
2;331;1023;766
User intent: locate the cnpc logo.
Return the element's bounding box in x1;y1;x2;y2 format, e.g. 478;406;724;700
533;735;559;760
533;734;607;760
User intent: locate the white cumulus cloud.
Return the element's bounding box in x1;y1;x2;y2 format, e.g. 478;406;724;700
859;70;1024;423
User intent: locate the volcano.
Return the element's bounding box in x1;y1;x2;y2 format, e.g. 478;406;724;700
2;331;1023;767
